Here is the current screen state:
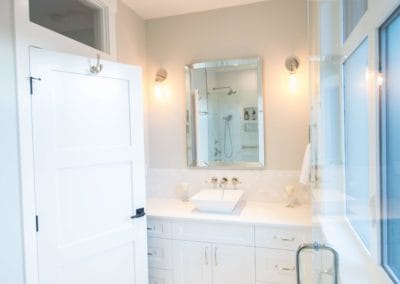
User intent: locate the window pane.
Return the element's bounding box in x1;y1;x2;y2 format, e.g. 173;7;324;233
381;9;400;282
343;39;370;249
29;0;106;51
343;0;367;41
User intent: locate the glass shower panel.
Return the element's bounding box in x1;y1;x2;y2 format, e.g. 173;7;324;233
381;8;400;282
343;39;370;249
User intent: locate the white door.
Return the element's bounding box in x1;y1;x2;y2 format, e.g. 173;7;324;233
173;240;212;284
213;244;255;284
30;48;148;284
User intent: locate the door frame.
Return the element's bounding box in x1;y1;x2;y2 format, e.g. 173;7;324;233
12;0;119;280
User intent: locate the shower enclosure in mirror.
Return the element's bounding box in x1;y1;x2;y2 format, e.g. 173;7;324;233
185;58;264;169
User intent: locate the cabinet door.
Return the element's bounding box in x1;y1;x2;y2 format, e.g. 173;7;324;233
149;268;173;284
213;244;255;284
173;241;212;284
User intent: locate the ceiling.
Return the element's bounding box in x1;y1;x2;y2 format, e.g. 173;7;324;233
122;0;269;20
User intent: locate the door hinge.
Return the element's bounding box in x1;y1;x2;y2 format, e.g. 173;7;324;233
35;215;39;232
29;76;41;95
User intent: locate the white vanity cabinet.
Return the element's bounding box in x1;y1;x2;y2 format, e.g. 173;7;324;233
173;240;255;284
255;226;312;284
212;244;255;284
147;217;311;284
173;240;213;284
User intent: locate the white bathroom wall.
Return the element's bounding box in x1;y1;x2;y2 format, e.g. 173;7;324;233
0;0;25;283
146;0;310;170
144;0;310;202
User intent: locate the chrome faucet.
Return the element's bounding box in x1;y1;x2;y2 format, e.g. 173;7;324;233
219;177;228;188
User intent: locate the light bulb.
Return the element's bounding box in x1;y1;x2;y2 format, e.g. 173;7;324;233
154;82;170;101
288;72;298;93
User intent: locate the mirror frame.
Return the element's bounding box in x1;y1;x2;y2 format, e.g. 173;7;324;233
185;57;265;170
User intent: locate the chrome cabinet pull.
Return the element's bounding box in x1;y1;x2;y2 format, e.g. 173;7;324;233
204;247;209;265
214;247;218;266
275;264;295;272
274;235;295;242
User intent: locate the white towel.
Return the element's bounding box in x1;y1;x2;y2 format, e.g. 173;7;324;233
299;143;311;185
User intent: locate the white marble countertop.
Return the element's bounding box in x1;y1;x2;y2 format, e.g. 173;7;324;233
147;198;312;227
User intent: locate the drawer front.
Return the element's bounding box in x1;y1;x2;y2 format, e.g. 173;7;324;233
172;221;254;246
255;226;310;250
256;248;296;284
147;218;172;238
148;237;173;270
149;268;173;284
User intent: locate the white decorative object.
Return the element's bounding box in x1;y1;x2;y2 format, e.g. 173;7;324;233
176;182;190;202
285;185;297;208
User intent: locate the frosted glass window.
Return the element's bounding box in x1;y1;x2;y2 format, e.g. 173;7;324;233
380;8;400;282
343;0;367;41
343;39;370;249
29;0;107;52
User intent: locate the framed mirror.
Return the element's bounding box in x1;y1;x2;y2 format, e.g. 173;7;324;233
185;57;264;169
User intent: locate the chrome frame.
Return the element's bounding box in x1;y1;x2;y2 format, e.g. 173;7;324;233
296;242;339;284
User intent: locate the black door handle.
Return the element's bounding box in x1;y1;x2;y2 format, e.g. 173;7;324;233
131;208;146;219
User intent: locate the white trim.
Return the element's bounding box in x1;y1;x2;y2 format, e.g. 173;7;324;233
338;0;400;282
13;0;117;282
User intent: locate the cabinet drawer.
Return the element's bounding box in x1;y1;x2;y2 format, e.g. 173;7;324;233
149;268;173;284
148;237;173;270
255;226;310;250
172;221;254;246
256;248;296;284
147;218;172;238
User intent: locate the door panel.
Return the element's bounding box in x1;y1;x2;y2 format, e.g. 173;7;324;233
57;243;135;284
30;48;147;284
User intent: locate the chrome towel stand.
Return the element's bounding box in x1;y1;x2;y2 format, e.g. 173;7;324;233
296;242;339;284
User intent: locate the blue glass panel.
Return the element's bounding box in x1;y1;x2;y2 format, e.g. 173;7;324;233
343;39;370;249
382;9;400;282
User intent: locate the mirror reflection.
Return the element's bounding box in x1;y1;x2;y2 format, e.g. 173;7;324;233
186;58;264;169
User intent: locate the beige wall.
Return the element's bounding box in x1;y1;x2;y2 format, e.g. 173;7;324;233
116;0;150;167
146;0;309;170
116;0;147;67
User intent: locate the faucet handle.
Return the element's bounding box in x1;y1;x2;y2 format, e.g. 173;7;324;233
231;177;242;188
205;177;219;188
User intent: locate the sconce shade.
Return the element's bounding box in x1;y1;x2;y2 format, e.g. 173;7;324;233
285;57;300;73
155;68;168;83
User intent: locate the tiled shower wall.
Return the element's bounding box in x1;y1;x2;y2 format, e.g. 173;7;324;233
147;168;311;204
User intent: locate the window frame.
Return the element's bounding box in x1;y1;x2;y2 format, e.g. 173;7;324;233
342;36;371;252
342;0;368;43
379;5;400;283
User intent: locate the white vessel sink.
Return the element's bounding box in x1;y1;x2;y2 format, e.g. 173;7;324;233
190;189;244;213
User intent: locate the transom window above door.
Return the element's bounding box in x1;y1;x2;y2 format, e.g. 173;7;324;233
29;0;109;52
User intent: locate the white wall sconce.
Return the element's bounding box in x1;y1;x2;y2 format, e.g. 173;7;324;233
285;56;300;93
154;68;168;98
